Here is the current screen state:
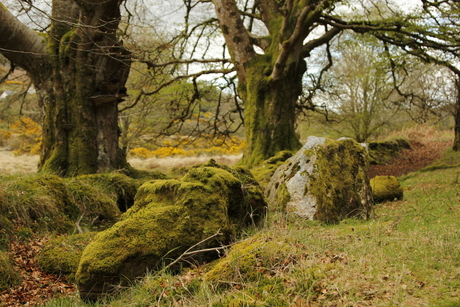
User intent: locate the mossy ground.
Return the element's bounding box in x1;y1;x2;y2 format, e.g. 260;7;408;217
0;171;163;295
44;146;460;307
249;150;294;189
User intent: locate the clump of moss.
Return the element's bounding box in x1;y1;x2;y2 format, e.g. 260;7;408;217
368;139;411;165
250;152;294;189
71;173;140;212
204;232;306;283
38;232;96;282
264;150;293;164
370;176;403;203
0;251;21;291
76;164;267;300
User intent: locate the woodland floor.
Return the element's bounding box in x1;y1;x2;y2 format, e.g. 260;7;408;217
0;138;453;306
368;138;452;178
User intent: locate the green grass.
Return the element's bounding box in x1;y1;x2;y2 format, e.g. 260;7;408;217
36;149;460;306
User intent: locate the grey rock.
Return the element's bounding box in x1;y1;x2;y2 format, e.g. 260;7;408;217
265;136;373;222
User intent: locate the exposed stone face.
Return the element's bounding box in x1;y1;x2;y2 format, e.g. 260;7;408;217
370;176;403;203
75;161;266;301
265;136;374;222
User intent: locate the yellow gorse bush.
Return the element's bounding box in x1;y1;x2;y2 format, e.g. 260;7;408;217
8;117;42;155
128;138;245;159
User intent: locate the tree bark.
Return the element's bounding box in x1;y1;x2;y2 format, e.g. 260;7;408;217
0;0;131;176
452;78;460;151
239;56;304;165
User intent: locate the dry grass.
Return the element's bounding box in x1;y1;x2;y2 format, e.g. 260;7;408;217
0;150;39;175
128;154;242;173
0;151;242;176
386;124;453;144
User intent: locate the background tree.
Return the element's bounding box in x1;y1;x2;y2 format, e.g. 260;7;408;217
316;35;398;142
0;0;131;176
306;33;454;143
371;0;460;149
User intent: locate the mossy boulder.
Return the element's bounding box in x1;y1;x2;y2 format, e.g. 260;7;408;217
265;136;374;223
368;139;411;165
0;251;21;291
370;176;403;203
76;162;267;301
38;232;96;282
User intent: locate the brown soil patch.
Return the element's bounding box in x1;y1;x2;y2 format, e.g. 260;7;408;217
369;140;452;178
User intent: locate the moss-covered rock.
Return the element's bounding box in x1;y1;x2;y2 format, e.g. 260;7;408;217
76;162;267;301
0;251;21;291
250;151;295;190
370;176;403;203
70;173;140;212
368;139;411;165
38;232;96;282
265;136;374;223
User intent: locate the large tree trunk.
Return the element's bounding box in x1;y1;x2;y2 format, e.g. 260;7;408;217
212;0;336;166
239;56;304;166
0;0;131;176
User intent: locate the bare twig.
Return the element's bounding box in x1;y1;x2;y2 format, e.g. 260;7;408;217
162;230;229;272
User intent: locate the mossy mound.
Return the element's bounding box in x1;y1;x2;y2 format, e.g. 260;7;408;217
370;176;403;203
66;173;141;225
204;232;306;284
266;136;374;223
76;162;267;301
38;232;96;282
0;175;78;232
0;173;147;234
368;139;411;165
0;251;21;291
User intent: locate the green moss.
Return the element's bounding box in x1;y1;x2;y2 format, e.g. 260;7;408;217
72;173;139;212
368;138;410;165
0;251;21;291
38;232;96;282
370;176;403;203
238;55;302;167
264;150;293;164
76;165;267;300
204;232;308;284
308;138;372;223
250;152;294;189
0;175;77;232
274;182;290;212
